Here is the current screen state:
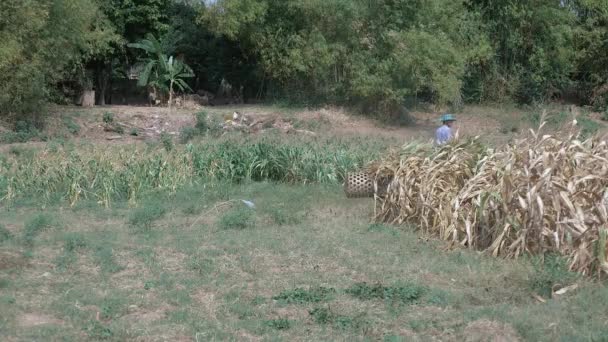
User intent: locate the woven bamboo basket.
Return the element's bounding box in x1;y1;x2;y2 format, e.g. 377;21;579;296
344;171;392;198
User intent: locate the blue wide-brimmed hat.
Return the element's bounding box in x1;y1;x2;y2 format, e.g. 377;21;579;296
440;114;456;122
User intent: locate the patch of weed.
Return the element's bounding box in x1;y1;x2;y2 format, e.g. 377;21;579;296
218;207;255;230
86;320;113;340
63;116;81;135
267;206;302;226
578;116;602;138
179;126;198;144
128;203;166;230
346;282;427;305
102;112;114;124
0;224;14;243
188;254;214;275
264;318;292;330
93;245;123;273
529;254;579;298
309;307;333;324
23;213;57;246
273;287;336;304
309;307;369;331
160;132;174;152
62;232;88;252
100;296;127;320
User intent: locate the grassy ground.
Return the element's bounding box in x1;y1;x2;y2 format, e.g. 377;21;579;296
1;182;608;341
1;104;608;341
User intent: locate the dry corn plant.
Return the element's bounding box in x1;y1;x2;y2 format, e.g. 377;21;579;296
372;118;608;277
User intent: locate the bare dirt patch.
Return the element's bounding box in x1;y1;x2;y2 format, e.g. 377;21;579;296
463;319;521;342
17;313;64;328
0;251;28;270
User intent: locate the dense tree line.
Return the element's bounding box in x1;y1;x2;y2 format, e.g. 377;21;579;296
0;0;606;121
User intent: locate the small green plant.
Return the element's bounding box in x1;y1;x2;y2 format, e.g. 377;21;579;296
130;128;139;136
346;282;426;305
273;287;336;304
264;318;292;330
218;206;255;230
23;213;56;246
128;203;167;229
160;132;174;152
102;112;114;124
0;224;14;243
529;254;579;298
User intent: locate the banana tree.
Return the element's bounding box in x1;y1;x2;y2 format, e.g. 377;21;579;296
159;56;194;110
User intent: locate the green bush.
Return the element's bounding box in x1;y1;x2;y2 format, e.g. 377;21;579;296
218;206;255;230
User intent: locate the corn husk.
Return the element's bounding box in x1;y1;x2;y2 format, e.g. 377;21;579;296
372;122;608;276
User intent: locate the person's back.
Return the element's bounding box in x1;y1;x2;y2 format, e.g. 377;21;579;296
435;124;451;145
435;114;456;145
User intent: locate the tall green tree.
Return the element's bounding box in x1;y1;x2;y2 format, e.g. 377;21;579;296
0;0;118;120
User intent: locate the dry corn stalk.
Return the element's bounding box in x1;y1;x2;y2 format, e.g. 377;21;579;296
372;121;608;276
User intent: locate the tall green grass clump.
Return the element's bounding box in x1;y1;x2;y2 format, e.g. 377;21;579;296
1;136;388;207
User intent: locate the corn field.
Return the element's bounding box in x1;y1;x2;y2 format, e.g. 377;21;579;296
372;122;608;276
0;137;383;207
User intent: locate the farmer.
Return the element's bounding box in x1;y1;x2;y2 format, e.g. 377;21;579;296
435;114;456;145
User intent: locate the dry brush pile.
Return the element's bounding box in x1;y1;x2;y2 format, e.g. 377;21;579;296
372;122;608;276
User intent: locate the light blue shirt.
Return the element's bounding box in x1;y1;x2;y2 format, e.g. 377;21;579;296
435;125;452;145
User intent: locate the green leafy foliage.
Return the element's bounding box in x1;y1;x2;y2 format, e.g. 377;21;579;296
273;287;336;304
346;282;427;305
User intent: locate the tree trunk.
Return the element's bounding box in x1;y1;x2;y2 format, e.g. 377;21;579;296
95;62;111;106
168;81;174;112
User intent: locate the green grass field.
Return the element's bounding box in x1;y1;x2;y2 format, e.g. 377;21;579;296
1;106;608;341
2;180;608;341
